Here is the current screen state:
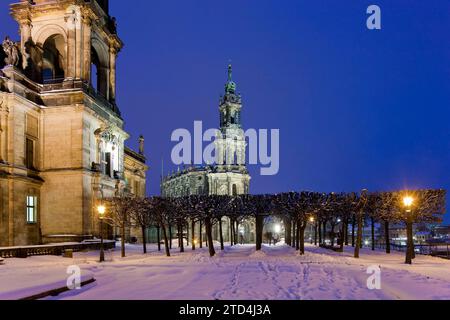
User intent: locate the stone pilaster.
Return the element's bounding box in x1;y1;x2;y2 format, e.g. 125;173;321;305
0;98;9;163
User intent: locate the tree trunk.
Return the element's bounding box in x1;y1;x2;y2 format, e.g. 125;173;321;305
299;224;306;255
351;215;355;247
354;214;363;258
186;222;189;246
330;224;336;247
191;220;196;251
339;221;345;252
169;224;173;249
219;218;224;250
384;221;390;254
205;218;215;257
411;221;416;259
235;220;239;245
405;219;414;264
291;220;296;248
141;225;147;254
322;220;327;246
230;218;234;246
178;224;181;248
344;218;349;246
318;221;322;246
361;217;365;249
121;225;126;258
157;226;161;252
371;217;375;251
161;223;170;257
314;223;318;246
179;224;184;253
285;217;292;246
256;215;264;251
296;219;300;251
199;222;203;248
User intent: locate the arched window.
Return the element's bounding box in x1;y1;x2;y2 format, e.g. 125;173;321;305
232;184;237;196
91;46;108;98
41;34;66;83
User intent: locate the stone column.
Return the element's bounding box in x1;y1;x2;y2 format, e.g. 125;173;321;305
109;47;117;101
82;17;92;82
75;12;83;79
65;13;77;79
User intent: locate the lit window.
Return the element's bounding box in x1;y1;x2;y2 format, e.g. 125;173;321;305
26;196;37;223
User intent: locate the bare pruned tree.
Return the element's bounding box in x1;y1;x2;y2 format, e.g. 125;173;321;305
105;196;135;258
129;197;154;254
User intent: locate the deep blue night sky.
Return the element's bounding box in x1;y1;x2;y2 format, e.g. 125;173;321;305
1;1;449;218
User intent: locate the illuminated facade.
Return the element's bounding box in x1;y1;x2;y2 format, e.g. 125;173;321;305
0;0;147;246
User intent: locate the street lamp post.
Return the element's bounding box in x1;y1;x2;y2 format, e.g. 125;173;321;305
97;205;106;263
403;196;414;264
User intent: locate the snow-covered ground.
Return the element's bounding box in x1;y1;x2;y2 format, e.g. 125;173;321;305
1;242;450;300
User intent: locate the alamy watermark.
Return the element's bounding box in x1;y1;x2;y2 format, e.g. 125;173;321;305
66;265;81;290
171;121;280;176
367;5;381;30
366;265;381;290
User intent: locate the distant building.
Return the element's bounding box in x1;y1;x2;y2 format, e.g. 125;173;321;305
161;66;254;243
162;65;251;198
388;225;408;246
415;231;431;244
431;225;450;242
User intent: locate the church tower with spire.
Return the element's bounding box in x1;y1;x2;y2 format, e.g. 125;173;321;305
215;65;247;169
162;65;251;198
209;65;250;195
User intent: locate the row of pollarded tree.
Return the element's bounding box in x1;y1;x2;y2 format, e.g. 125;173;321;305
104;189;446;265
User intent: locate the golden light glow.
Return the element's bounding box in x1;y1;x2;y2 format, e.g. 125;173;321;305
403;196;414;208
97;205;106;216
193;239;198;245
309;217;315;223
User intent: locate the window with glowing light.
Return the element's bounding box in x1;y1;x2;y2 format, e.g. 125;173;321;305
26;196;37;224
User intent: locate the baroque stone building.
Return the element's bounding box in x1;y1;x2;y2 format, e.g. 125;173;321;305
0;0;147;246
161;66;254;243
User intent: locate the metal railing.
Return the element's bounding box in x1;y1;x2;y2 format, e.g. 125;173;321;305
371;242;450;259
40;78;121;116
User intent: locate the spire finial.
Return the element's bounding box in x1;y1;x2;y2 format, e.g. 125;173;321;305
225;63;236;94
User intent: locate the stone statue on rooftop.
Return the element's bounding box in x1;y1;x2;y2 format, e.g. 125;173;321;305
2;37;20;67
